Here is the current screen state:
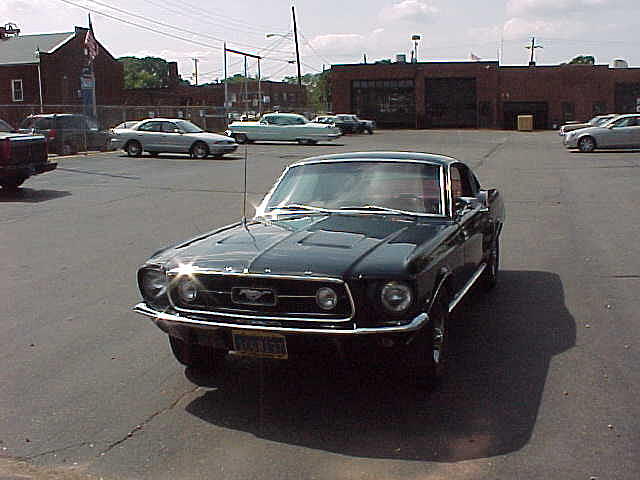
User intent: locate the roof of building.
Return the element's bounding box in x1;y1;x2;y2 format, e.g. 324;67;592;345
0;32;75;65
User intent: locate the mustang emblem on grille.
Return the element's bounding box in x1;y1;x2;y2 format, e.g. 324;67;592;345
243;289;268;301
231;287;277;306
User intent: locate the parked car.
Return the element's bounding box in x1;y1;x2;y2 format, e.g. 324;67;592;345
225;113;341;145
111;121;141;131
311;115;338;125
133;151;505;387
109;118;238;159
333;114;361;134
1;118;56;190
559;114;618;136
18;114;109;155
563;113;640;152
352;114;375;134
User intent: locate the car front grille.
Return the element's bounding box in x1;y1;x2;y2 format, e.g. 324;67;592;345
168;273;354;322
6;137;48;165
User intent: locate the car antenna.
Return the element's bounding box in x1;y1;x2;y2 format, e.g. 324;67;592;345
242;142;248;227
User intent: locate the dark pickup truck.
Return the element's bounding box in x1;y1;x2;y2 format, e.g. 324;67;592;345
0;119;56;190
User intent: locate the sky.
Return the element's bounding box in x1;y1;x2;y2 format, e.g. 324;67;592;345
2;0;639;83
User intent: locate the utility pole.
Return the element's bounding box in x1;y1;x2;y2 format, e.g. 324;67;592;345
223;43;228;118
363;54;367;64
192;57;199;85
291;5;302;87
526;37;542;65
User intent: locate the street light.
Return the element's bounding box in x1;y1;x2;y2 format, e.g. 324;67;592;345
412;34;421;63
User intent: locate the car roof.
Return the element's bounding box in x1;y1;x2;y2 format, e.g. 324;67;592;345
263;113;305;118
292;151;462;167
138;118;189;122
27;113;83;118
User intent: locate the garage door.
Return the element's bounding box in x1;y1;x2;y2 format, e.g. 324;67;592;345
502;102;549;130
425;78;477;128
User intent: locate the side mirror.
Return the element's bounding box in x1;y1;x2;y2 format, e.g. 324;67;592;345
477;190;490;212
607;124;615;129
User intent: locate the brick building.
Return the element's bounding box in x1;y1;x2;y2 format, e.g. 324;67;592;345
330;61;640;129
0;24;123;127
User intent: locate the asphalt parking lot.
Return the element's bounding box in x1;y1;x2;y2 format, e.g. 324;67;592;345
1;130;639;480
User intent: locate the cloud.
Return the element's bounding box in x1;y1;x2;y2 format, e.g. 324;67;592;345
309;33;368;56
503;17;588;39
506;0;613;17
380;0;438;23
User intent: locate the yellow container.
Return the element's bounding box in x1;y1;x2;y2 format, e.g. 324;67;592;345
517;115;534;131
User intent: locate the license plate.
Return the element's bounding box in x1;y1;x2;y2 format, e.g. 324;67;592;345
231;330;288;359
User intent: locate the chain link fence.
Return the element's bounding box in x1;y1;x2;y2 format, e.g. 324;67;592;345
1;104;317;133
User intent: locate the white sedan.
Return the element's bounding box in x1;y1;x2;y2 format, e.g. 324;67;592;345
225;113;341;145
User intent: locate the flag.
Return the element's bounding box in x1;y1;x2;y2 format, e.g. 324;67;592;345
470;52;480;61
85;15;98;63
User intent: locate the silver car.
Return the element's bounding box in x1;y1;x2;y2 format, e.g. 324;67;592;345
563;114;640;152
558;114;618;136
110;118;238;159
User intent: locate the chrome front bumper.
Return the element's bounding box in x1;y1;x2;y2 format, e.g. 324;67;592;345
132;302;429;336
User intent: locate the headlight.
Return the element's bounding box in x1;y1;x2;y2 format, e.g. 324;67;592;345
139;268;169;306
316;287;338;310
176;278;198;303
380;281;413;313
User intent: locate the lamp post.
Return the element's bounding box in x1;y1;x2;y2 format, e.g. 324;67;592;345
411;34;421;63
34;47;44;113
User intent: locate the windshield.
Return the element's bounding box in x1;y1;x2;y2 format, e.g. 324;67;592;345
264;161;443;215
0;119;13;132
175;120;203;133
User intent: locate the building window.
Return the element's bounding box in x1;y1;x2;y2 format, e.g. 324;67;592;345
561;102;575;122
11;79;24;102
592;102;606;115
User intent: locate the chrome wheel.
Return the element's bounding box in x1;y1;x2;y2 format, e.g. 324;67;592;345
234;133;248;144
191;142;209;159
126;141;142;157
578;136;596;153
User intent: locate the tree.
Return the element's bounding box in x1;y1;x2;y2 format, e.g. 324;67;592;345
568;55;595;65
118;56;187;89
283;72;329;112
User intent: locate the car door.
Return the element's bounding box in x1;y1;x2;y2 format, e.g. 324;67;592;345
450;163;486;292
160;121;187;153
602;116;636;147
135;121;163;150
626;116;640;147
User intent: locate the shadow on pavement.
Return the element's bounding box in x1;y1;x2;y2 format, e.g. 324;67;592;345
184;270;575;462
0;187;71;203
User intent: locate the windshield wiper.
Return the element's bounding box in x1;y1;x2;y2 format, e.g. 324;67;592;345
269;203;331;213
337;205;416;215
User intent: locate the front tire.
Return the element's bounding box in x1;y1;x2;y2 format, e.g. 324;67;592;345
190;142;209;159
481;235;500;291
169;336;227;371
126;141;142;157
1;177;27;190
233;133;248;144
403;295;449;388
61;142;77;156
578;136;596;153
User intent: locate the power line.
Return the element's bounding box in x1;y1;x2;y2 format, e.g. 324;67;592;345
136;0;285;41
64;0;295;58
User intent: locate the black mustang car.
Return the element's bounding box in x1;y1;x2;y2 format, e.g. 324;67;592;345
134;152;505;386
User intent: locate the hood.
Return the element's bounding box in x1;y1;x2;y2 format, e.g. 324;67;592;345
191;131;235;142
229;121;261;127
150;214;452;279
